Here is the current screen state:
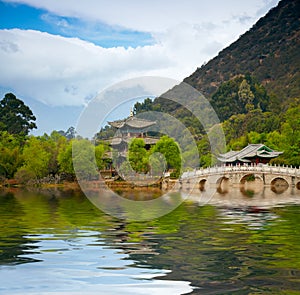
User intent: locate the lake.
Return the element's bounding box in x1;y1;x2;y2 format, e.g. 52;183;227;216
0;187;300;294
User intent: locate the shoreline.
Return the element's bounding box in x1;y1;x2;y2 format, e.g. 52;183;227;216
0;178;177;190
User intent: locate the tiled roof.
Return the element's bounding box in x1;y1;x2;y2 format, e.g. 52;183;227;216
218;144;283;163
110;136;159;146
108;116;156;129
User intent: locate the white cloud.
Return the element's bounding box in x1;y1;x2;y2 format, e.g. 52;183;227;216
0;0;280;107
0;29;174;106
0;25;235;106
3;0;278;32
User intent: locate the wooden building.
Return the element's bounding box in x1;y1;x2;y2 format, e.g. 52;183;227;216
101;112;159;176
217;144;283;166
108;111;158;155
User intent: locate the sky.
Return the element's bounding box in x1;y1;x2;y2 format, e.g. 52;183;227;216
0;0;280;135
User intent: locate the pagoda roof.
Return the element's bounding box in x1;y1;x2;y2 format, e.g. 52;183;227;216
108;116;156;129
218;144;283;163
110;136;159;146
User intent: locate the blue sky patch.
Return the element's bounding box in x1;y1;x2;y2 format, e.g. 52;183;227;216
0;1;154;48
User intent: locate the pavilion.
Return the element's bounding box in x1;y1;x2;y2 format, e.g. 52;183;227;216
103;111;158;172
108;111;157;151
217;144;283;166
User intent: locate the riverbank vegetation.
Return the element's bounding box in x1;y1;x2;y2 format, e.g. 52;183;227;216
0;93;183;185
1;77;299;186
1;0;299;186
131;76;300;168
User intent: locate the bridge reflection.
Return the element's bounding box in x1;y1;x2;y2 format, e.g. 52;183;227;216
182;185;300;209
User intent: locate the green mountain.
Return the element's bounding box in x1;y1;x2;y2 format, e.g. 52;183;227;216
98;0;300;166
183;0;300;103
145;0;300;133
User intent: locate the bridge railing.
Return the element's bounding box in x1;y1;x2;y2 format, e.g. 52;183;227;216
181;164;300;179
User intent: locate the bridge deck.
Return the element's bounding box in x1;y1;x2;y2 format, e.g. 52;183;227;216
181;165;300;179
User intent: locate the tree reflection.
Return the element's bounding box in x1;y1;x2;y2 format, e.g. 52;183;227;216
0;188;300;294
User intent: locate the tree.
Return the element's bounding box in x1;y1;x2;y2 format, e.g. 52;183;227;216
128;138;149;173
280;103;300;166
151;136;181;177
95;143;108;170
0;131;24;178
282;103;300;147
238;79;255;112
133;98;153;114
71;139;99;180
211;75;270;121
41;131;67;175
18;137;51;179
0;93;37;135
65;126;76;139
57;140;74;176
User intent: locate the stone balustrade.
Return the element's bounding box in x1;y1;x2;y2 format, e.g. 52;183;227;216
180;164;300;188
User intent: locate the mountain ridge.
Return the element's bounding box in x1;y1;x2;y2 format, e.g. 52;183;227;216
98;0;300;166
183;0;300;103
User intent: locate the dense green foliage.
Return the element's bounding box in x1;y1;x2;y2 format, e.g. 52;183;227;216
0;129;109;184
0;92;111;184
128;138;149;173
151;136;181;177
120;136;181;178
211;75;269;121
131;76;299;167
0;93;37;135
0;132;23;178
223;100;300;166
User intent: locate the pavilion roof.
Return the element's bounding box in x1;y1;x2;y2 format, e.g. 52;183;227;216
110;136;159;146
108;116;156;129
217;144;283;163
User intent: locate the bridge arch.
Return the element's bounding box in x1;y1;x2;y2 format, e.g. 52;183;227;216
198;179;207;191
216;176;230;185
270;177;289;194
240;174;263;184
216;176;230;194
270;177;289;186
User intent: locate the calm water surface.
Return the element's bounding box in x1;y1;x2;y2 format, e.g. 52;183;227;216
0;187;300;294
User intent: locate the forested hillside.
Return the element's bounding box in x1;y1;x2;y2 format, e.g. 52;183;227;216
130;0;300;167
184;0;300;104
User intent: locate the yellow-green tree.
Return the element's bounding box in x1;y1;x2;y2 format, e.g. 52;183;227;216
281;102;300;166
151;136;181;178
17;136;51;179
0;131;23;178
128;138;149;173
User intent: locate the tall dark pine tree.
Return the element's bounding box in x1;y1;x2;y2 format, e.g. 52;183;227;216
0;93;37;135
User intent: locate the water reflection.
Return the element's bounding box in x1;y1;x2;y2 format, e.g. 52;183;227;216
218;207;279;230
0;187;300;294
186;184;300;209
0;188;193;294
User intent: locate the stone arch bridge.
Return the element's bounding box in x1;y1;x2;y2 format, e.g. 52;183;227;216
180;165;300;191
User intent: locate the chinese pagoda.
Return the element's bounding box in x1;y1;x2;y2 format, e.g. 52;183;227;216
217;144;283;165
107;110;158;164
